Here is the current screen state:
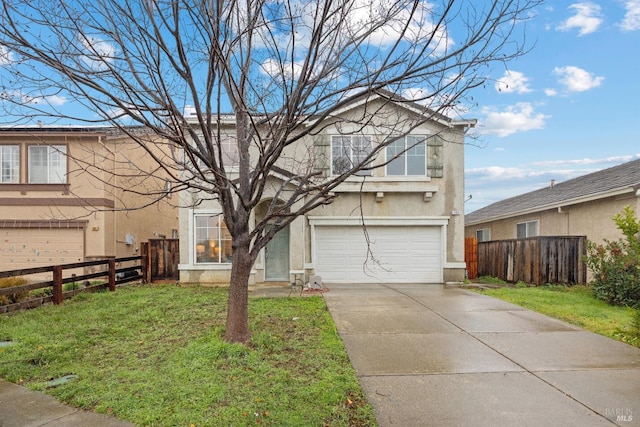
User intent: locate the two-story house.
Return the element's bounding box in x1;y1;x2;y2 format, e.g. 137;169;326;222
178;95;475;285
0;126;178;272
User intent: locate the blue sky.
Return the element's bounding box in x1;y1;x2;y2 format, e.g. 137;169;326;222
464;1;640;213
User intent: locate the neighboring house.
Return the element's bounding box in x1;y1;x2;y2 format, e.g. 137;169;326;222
0;126;178;272
465;158;640;245
178;96;476;285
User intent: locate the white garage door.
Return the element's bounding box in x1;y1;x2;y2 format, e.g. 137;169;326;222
314;225;442;283
0;228;84;271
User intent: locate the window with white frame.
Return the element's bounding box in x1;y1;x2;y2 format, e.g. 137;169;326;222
28;145;67;183
218;133;239;168
331;135;372;176
0;145;19;183
386;135;427;176
516;220;538;238
476;228;491;242
194;214;233;263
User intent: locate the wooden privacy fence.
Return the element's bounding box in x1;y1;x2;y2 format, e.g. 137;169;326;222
0;256;146;313
464;237;478;280
477;236;587;285
141;239;179;282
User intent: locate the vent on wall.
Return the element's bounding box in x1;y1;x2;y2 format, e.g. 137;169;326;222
125;234;135;245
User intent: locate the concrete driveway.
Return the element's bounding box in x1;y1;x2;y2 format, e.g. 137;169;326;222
323;283;640;427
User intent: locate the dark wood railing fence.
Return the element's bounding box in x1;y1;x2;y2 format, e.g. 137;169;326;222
0;256;146;313
476;236;587;285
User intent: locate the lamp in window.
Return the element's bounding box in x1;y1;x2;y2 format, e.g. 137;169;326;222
196;243;205;261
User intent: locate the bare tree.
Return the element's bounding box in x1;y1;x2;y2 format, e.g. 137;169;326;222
0;0;540;342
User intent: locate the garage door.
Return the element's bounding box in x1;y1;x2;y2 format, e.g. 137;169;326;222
0;228;84;271
314;225;442;283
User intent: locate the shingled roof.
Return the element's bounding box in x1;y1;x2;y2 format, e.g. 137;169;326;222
466;158;640;225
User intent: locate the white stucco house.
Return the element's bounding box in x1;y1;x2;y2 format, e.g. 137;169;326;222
178;94;476;285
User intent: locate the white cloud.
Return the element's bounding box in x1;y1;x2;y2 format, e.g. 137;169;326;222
620;0;640;31
0;46;15;65
544;88;558;96
348;0;453;52
553;65;604;92
478;102;549;137
532;154;640;167
0;90;67;106
495;70;533;94
557;2;603;35
79;34;116;69
260;58;304;79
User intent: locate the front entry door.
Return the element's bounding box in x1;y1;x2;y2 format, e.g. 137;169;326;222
265;224;290;281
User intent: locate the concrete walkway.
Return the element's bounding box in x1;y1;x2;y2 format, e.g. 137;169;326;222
0;378;135;427
323;283;640;427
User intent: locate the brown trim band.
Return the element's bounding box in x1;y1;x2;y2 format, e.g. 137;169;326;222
0;184;70;192
0;219;89;229
0;198;115;208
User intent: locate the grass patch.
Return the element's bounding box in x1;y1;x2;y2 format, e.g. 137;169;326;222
0;284;376;426
476;285;640;347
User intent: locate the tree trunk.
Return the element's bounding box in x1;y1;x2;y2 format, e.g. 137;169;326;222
224;236;253;343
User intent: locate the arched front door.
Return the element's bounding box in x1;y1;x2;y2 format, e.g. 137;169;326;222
265;224;290;281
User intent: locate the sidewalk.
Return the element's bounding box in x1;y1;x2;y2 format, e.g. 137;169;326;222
323;283;640;427
0;378;135;427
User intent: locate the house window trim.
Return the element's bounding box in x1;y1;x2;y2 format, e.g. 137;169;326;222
27;144;69;184
330;135;373;176
516;220;539;238
192;210;233;266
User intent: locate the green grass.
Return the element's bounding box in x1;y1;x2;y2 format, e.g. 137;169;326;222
0;284;376;426
475;284;640;347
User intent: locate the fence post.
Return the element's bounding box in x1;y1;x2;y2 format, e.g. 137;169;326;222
140;242;150;283
52;265;63;305
108;259;116;292
141;254;148;283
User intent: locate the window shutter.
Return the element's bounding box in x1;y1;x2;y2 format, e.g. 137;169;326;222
427;135;443;178
313;135;330;177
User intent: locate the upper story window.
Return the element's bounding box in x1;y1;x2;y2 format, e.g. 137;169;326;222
28;145;67;184
385;135;443;177
476;228;491;242
331;135;372;176
194;213;232;264
0;145;20;183
386;136;426;176
516;220;538;238
218;134;239;168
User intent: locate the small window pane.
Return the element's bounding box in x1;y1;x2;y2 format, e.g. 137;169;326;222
386;140;405;175
406;140;426;175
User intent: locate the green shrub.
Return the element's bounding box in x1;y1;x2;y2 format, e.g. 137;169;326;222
633;309;640;337
63;281;82;291
0;277;29;306
585;206;640;307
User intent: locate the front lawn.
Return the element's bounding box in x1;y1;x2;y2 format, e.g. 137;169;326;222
0;284;376;426
474;284;639;347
